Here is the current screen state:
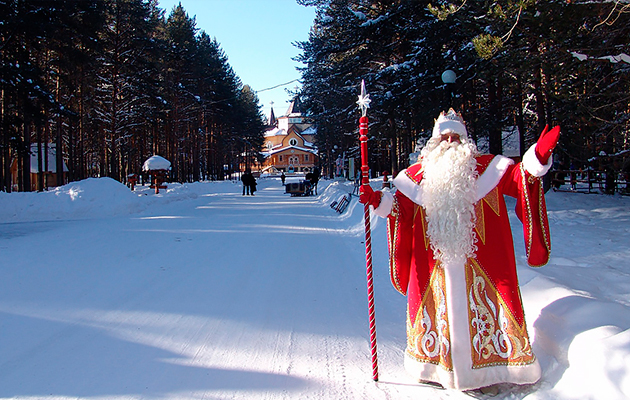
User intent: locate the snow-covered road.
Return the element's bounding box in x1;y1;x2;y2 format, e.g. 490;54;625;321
0;179;427;399
1;177;630;400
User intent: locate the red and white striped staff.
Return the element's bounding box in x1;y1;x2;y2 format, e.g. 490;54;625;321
357;80;378;381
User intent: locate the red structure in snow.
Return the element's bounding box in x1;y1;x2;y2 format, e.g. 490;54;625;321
142;155;171;194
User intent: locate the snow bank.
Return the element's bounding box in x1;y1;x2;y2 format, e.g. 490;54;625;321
0;177;242;223
0;178;143;222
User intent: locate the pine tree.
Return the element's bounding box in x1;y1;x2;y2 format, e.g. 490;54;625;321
194;33;240;180
91;0;160;181
297;0;629;175
234;85;266;172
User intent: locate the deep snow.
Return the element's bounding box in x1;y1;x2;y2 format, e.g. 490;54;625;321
1;176;629;400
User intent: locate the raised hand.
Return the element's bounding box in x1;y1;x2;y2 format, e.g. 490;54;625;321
535;125;561;165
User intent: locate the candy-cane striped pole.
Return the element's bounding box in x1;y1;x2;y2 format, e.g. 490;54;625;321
357;80;378;381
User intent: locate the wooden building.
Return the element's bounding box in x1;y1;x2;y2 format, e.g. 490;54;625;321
10;143;68;191
261;97;318;174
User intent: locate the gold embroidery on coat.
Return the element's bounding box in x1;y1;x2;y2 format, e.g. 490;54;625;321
388;199;405;294
419;206;430;251
520;164;535;262
466;259;536;369
474;187;500;246
484;187;501;216
407;266;453;371
474;201;486;245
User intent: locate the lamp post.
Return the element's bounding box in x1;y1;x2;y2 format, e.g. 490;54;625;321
441;69;457;111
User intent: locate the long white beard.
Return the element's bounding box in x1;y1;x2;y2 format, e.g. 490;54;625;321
421;138;479;265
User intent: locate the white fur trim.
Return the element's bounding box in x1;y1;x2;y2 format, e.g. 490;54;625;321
404;259;541;390
475;156;514;201
523;144;552;177
372;190;394;217
433;120;468;138
394;156;515;206
431;109;469;139
392;169;424;206
404;351;541;390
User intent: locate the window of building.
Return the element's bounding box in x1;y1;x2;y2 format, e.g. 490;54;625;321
289;138;298;146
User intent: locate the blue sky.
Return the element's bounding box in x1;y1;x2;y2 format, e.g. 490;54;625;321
158;0;316;120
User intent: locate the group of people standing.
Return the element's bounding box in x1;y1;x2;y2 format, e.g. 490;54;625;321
240;170;257;195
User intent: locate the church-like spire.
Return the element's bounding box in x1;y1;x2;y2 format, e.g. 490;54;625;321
267;102;277;127
285;95;303;116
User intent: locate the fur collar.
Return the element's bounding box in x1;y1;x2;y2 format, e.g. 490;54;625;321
392;154;514;206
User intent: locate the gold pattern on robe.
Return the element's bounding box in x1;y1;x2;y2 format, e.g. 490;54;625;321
474;187;501;246
466;259;536;369
414;205;430;251
407;266;453;371
388;199;406;294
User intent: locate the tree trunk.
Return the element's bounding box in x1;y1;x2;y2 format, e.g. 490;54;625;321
44;115;50;189
488;79;503;155
37;124;44;191
516;73;526;158
0;87;8;192
22;119;32;192
56;76;64;186
533;65;547;135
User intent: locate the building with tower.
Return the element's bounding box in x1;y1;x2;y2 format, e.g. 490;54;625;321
261;96;318;174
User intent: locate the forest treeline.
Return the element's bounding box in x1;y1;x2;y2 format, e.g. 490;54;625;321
296;0;630;177
3;0;629;193
1;0;266;192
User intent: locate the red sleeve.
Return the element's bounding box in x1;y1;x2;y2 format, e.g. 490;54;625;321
387;191;414;295
499;163;551;267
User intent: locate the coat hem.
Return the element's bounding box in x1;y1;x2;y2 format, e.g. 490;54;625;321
404;352;541;391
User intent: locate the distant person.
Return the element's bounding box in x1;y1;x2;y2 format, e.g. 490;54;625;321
281;172;286;186
309;167;320;194
251;174;257;195
241;170;253;196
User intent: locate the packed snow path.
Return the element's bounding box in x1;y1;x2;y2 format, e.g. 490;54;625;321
0;179;415;399
1;177;630;400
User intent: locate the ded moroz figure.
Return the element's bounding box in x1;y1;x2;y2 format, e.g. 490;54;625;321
359;108;560;394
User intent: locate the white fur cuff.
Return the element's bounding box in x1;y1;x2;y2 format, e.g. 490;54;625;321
523;144;552;177
373;190;394;217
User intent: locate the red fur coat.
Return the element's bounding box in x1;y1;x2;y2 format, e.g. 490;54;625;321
372;145;551;390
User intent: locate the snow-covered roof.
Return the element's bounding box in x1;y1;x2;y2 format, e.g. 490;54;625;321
264;127;287;137
301;126;317;136
262;145;318;158
142;155;171;171
29;144;68;173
